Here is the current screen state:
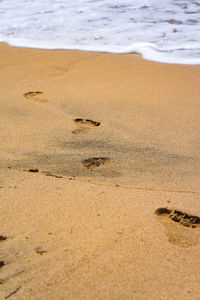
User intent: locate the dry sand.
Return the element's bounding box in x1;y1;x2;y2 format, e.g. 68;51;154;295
0;42;200;299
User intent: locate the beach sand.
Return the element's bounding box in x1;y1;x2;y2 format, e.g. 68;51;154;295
0;42;200;299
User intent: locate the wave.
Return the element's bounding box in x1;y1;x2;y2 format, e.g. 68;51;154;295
3;38;200;65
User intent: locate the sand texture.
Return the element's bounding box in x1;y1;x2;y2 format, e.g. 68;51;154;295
0;43;200;299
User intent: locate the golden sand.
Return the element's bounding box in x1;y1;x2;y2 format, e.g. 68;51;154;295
0;43;200;299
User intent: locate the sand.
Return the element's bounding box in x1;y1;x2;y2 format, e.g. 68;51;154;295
0;42;200;299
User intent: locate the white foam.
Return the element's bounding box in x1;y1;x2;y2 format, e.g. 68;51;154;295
0;0;200;64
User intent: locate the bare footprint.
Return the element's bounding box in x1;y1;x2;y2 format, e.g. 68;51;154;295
82;157;120;177
82;157;110;171
72;118;100;134
44;65;69;77
24;91;48;103
155;207;200;248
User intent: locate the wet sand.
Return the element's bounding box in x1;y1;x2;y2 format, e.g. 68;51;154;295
0;43;200;299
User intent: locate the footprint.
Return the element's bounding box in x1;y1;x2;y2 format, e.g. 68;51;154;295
50;66;69;76
23;91;48;103
72;118;100;134
43;65;69;77
155;207;200;247
82;157;110;170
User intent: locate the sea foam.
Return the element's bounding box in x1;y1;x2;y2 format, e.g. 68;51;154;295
0;0;200;64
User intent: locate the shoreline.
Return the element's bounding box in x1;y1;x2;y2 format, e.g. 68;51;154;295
2;41;200;66
0;43;200;299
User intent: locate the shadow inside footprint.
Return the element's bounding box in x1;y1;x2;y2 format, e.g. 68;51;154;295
72;118;101;134
35;246;47;255
155;207;200;247
82;157;110;170
24;91;48;103
28;168;39;173
24;91;43;98
0;261;5;268
0;236;7;241
155;208;200;228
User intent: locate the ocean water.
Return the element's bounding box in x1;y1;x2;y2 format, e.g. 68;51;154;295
0;0;200;64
